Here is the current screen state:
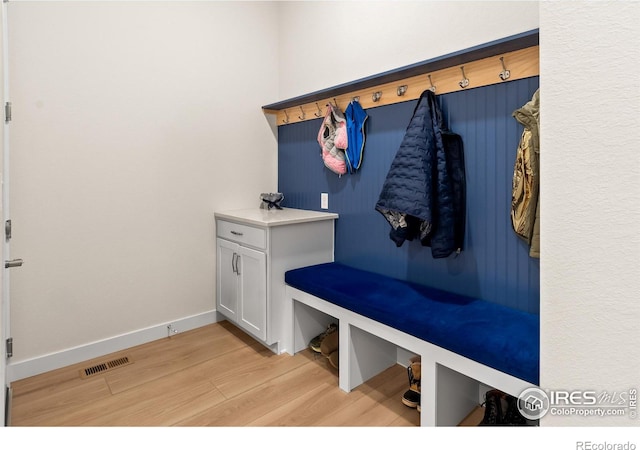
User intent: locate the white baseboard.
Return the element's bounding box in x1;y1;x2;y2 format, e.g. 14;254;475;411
7;310;221;383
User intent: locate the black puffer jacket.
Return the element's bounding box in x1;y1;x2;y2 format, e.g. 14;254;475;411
375;90;466;258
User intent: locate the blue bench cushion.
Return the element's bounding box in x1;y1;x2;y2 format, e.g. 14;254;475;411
285;262;539;385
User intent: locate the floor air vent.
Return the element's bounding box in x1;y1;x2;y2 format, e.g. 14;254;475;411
80;356;133;379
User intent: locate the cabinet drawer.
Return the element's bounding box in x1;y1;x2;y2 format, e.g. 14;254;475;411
217;220;266;249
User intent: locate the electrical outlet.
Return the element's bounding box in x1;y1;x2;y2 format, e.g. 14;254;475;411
321;193;329;209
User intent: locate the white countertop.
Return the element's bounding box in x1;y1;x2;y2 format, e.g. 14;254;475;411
215;207;338;227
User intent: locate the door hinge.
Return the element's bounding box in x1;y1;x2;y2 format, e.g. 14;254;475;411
6;338;13;358
4;102;11;123
5;219;11;240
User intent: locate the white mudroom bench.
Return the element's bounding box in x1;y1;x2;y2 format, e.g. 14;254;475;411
283;262;539;427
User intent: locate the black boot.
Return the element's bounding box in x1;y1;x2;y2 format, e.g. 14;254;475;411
503;395;528;425
480;390;504;425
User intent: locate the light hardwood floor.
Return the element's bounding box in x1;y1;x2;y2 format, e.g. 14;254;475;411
9;321;421;427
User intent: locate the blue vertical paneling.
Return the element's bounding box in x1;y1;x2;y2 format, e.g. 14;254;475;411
278;77;540;314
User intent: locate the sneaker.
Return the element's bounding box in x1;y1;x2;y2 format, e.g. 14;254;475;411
402;388;420;408
401;357;421;409
309;323;337;353
320;327;339;357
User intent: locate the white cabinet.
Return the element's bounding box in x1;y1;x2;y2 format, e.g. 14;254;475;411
216;238;267;341
215;207;338;352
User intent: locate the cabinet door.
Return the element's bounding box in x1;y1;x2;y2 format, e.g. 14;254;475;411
216;238;238;319
237;245;267;341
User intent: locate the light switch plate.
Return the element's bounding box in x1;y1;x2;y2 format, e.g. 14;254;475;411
321;193;329;209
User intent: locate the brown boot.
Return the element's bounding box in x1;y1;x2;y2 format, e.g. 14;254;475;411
328;350;339;370
320;328;338;357
401;356;421;409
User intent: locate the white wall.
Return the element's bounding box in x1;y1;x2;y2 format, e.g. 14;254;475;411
539;1;640;426
278;0;640;427
8;1;279;371
277;0;540;98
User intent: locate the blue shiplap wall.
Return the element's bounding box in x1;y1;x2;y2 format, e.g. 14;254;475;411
278;77;540;314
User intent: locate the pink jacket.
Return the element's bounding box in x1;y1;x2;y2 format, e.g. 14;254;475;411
317;103;348;175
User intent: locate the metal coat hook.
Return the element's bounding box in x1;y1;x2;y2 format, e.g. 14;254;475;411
333;98;339;108
314;102;323;117
459;66;470;89
428;75;436;93
283;109;290;124
298;105;306;120
372;91;382;102
396;85;408;96
499;56;511;81
351;96;360;103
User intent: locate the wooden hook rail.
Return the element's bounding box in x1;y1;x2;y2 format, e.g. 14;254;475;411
262;30;539;126
264;45;539;126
